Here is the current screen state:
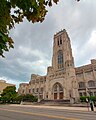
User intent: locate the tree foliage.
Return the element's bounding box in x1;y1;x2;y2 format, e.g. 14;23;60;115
80;96;96;102
17;94;38;102
1;86;17;103
0;86;37;103
0;0;80;57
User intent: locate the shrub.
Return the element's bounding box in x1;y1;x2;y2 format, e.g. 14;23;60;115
80;96;96;102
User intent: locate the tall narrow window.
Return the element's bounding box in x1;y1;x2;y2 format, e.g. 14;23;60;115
29;89;31;93
33;89;34;93
58;38;59;45
58;50;63;69
60;36;62;44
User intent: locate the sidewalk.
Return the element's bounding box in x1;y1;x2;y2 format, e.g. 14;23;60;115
10;104;96;112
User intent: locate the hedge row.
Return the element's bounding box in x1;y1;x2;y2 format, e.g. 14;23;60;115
80;96;96;102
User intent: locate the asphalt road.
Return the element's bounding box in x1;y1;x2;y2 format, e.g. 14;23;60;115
0;105;96;120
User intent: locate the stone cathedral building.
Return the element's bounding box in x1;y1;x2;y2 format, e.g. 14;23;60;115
18;29;96;102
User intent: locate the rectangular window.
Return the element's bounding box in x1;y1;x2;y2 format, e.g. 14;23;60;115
76;73;83;77
79;82;85;89
90;92;93;96
79;92;83;96
22;90;24;94
36;88;39;92
94;91;96;96
46;95;48;99
41;88;43;93
29;89;31;93
83;92;86;96
40;95;43;99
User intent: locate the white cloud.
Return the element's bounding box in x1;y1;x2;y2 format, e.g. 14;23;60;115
0;76;20;90
73;30;96;67
88;31;96;47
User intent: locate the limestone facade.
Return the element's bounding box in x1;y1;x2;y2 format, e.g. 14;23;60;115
18;29;96;102
0;80;15;96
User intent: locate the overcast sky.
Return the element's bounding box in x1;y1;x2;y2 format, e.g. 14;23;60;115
0;0;96;89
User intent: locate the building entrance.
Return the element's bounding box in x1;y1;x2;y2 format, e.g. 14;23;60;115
53;83;63;100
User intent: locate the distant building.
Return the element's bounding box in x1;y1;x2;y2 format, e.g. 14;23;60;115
18;83;29;95
0;80;15;96
18;29;96;102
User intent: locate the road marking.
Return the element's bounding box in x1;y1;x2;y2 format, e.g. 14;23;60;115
0;108;82;120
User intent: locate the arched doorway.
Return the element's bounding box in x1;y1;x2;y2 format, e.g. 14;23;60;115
52;83;63;100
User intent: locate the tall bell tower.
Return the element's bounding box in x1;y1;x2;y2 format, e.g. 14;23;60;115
52;29;79;102
52;29;74;71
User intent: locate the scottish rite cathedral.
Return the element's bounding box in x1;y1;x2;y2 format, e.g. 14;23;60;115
18;29;96;102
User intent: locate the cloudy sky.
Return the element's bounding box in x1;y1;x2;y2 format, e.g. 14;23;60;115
0;0;96;89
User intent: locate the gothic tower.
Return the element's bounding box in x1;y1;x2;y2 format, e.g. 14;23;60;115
51;29;79;102
52;29;74;71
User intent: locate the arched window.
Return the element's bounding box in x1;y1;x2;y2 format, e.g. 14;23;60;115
59;85;63;92
79;82;85;89
54;84;58;92
58;50;63;69
88;80;95;87
53;83;63;92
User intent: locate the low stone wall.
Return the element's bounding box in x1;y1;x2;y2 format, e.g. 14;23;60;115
20;101;38;105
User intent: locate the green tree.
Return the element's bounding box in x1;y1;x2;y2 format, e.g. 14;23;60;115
1;86;17;103
17;94;38;102
0;0;80;57
80;96;96;102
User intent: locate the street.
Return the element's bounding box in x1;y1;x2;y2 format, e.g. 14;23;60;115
0;105;96;120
